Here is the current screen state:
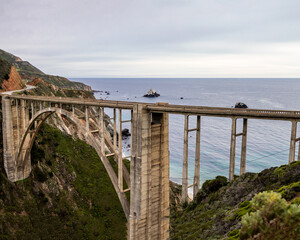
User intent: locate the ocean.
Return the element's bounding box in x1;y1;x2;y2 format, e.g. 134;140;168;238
70;78;300;187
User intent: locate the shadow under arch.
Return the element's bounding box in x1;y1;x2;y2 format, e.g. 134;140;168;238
16;107;130;219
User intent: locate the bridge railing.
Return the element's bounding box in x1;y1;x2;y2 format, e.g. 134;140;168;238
7;94;300;120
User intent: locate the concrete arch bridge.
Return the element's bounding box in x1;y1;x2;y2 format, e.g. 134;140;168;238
2;94;300;240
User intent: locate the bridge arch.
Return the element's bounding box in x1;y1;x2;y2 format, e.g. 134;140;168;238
15;107;130;219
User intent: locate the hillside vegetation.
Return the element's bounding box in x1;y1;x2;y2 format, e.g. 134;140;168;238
170;162;300;239
0;123;127;239
0;58;11;83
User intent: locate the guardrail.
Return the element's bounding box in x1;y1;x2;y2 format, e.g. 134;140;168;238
5;95;300;120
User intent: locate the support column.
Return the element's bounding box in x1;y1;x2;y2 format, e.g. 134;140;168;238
229;117;237;181
193;115;201;199
289;121;297;164
16;100;20;146
85;106;89;132
118;109;123;191
2;96;15;181
20;100;26;136
182;115;189;202
31;101;34;119
25;100;30;127
113;108;117;150
240;118;248;175
99;107;105;154
130;110;133;159
298;142;300;161
128;103;169;240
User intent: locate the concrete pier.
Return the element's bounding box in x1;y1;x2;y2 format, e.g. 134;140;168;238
289;121;297;163
193;115;201;198
129;104;169;239
182;115;189;202
229;118;248;181
229;118;237;181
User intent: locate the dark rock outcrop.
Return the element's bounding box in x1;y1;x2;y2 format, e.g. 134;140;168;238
143;89;160;97
122;128;131;139
235;102;248;108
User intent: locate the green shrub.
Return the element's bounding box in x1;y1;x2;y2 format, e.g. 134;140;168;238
277;181;300;201
231;200;253;221
228;229;240;240
202;176;228;194
240;191;300;240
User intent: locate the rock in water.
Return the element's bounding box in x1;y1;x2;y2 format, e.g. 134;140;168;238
122;128;131;139
235;102;248;108
143;88;160;97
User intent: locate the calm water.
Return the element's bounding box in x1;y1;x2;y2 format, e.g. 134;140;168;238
71;78;300;186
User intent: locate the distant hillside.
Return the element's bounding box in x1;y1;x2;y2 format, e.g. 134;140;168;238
0;49;91;91
0;49;44;75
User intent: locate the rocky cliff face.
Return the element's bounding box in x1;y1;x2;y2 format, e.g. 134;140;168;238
1;65;26;91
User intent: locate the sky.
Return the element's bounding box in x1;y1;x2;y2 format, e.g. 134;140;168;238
1;0;300;78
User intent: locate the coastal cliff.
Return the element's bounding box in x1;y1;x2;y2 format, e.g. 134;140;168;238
0;58;25;91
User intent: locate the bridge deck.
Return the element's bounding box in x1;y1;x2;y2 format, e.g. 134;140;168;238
6;94;300;121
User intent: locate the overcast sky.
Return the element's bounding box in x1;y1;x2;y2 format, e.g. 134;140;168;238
1;0;300;78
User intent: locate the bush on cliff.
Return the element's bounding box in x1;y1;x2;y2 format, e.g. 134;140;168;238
240;191;300;239
196;175;228;203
